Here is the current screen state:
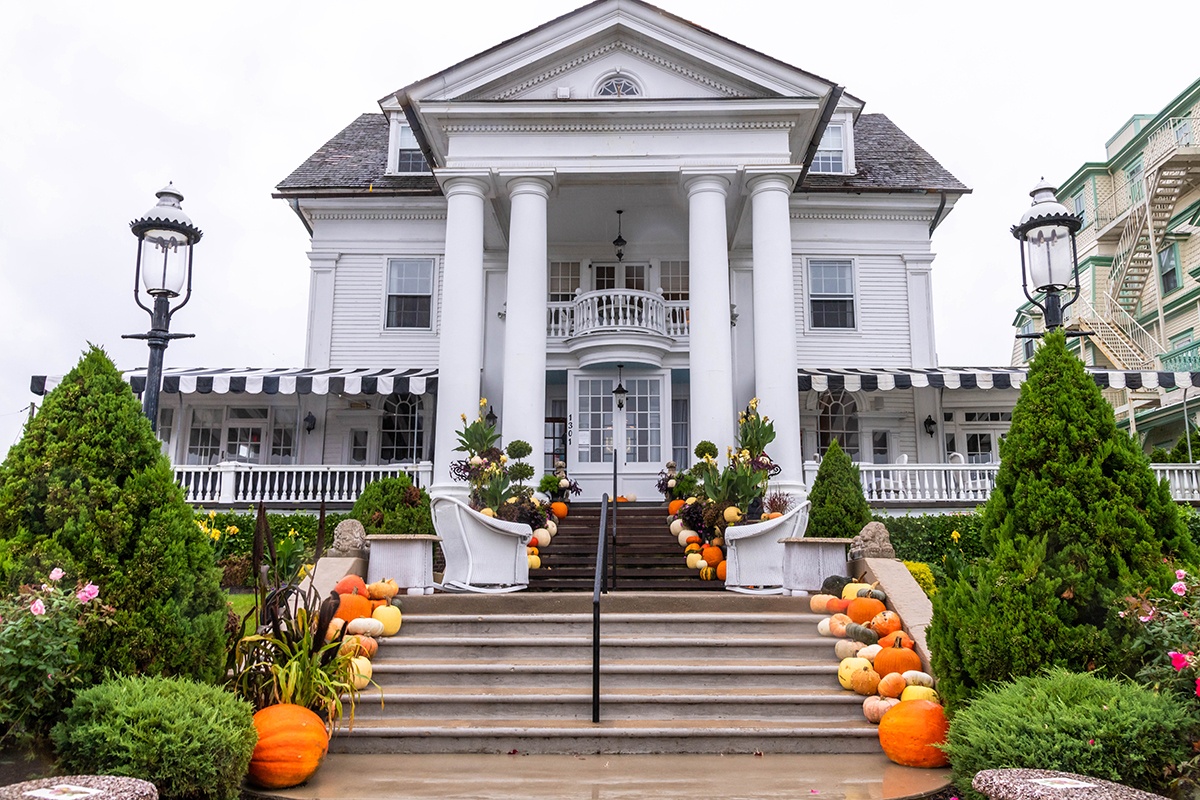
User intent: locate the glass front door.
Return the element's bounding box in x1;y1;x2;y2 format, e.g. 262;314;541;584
569;370;669;500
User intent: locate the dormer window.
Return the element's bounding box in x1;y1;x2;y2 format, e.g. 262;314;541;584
597;75;641;97
811;124;845;173
396;124;428;173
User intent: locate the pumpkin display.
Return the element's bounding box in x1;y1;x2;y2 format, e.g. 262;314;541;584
335;592;374;623
869;610;903;637
821;575;852;596
670;519;685;537
716;560;726;581
699;566;717;581
878;631;916;650
837;656;873;690
824;597;851;614
346;617;385;637
550;501;569;519
809;594;837;613
856;644;882;663
841;582;872;600
372;604;402;636
873;638;923;677
531;529;551;548
686;552;705;569
817;617;834;637
527;546;539;556
325;618;345;641
723;506;743;524
668;499;686;516
877;699;949;768
844;623;879;645
701;545;723;567
684;543;702;554
900;685;940;703
850;668;882;696
902;670;935;688
528;554;542;569
828;613;853;638
877;671;908;698
333;575;368;597
857;587;887;602
685;535;703;545
247;704;329;789
339;635;378;659
862;695;900;724
846;597;887;624
677;530;694;547
367;579;399;600
545;520;557;536
349;655;373;690
834;639;865;660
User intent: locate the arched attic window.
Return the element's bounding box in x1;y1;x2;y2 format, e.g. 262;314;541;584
596;75;642;98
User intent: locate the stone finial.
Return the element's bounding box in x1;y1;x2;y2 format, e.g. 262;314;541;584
849;520;896;560
328;519;369;557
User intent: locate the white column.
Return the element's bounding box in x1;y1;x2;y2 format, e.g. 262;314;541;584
904;253;937;369
686;174;735;450
304;253;337;369
749;173;804;494
431;175;490;498
500;176;552;454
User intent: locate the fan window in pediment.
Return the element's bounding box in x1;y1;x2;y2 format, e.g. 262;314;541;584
596;75;641;98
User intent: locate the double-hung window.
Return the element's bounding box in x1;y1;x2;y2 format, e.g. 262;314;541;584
386;258;434;329
395;124;428;173
811;125;844;173
1072;191;1087;227
1159;244;1181;295
809;259;856;329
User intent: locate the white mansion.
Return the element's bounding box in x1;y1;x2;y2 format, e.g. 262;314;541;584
39;0;1059;509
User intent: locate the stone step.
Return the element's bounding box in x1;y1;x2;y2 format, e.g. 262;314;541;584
378;635;834;661
394;591;804;614
390;611;823;637
369;659;841;690
330;717;881;755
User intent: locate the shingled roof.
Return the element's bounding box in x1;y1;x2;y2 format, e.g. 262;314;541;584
275;112;968;196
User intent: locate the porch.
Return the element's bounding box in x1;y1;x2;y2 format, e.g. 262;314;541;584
170;459;1200;510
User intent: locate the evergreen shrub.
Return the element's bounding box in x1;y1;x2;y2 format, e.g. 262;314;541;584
351;474;434;537
52;675;257;800
0;347;226;685
943;668;1195;800
928;331;1197;710
806;439;871;538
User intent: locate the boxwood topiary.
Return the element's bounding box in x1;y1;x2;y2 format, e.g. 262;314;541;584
943;668;1195;800
352;474;434;537
52;675;257;800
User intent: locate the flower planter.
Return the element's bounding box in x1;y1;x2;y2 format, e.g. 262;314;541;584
780;537;851;596
366;534;441;595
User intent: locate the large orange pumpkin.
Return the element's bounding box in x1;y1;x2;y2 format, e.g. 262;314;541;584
700;545;724;567
668;499;686;516
873;638;923;677
846;597;887;624
550;501;569;519
333;575;367;597
247;704;329;789
870;610;903;637
877;699;949;768
335;592;374;623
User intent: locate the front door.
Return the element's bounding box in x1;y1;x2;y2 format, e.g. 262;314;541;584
568;370;669;500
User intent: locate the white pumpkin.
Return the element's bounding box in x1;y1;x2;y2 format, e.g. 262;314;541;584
857;644;883;663
902;670;935;688
346;617;386;637
834;639;865;660
670;519;685;536
545;520;557;536
686;552;705;569
817;617;833;637
350;655;372;690
531;529;551;548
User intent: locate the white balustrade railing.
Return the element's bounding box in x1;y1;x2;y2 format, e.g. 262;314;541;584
174;462;433;507
546;290;690;339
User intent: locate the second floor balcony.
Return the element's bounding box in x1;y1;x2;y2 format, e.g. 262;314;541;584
547;289;689;363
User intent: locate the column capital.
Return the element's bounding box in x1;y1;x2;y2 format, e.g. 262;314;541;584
682;171;733;197
504;174;554;199
438;172;492;199
306;252;339;272
746;170;800;195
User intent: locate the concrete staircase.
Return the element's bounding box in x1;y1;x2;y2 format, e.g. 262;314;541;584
529;502;724;592
334;592;880;755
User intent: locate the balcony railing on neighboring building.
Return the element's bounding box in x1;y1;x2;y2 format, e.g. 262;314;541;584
174;462;433;507
1161;340;1200;372
1094;110;1199;230
547;289;689;339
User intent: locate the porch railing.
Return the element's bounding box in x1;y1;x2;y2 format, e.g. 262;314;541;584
174;462;434;507
547;290;689;339
798;462;1200;506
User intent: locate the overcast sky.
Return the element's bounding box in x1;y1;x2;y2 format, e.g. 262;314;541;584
0;0;1192;460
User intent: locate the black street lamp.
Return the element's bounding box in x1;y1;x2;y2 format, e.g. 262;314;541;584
1013;179;1082;333
123;184;202;432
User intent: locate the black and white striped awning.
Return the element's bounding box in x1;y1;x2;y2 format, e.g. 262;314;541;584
31;367;438;397
797;367;1200;392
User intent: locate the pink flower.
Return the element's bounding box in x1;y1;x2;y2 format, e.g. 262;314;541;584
76;583;99;604
1195;678;1200;698
1177;569;1188;581
1172;581;1187;596
49;567;64;582
1088;739;1095;745
1118;610;1126;618
1170;651;1194;671
30;599;45;616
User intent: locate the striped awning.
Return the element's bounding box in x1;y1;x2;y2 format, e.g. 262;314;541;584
31;367;438;397
797;367;1200;392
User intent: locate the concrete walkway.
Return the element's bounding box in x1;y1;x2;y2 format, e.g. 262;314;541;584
247;753;950;800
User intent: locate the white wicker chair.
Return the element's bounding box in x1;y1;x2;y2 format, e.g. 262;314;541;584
430;496;533;593
722;500;811;594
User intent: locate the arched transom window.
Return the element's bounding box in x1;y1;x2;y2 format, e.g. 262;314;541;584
597;75;641;97
817;389;859;460
380;393;425;463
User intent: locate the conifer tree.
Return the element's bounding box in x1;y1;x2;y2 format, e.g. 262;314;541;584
928;330;1196;709
0;347;226;684
806;439;872;538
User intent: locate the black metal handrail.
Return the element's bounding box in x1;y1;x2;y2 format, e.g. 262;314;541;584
592;494;611;723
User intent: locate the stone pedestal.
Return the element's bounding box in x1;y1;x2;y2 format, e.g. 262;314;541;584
779;537;850;595
366;534;441;595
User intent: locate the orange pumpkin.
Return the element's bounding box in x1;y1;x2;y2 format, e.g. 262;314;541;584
335;592;374;623
877;699;949;768
878;631;916;650
716;560;727;581
870;610;903;637
846;597;887;624
247;704;329;789
828;613;853;638
550;501;569;519
873;637;923;677
825;597;852;613
700;545;723;567
850;668;882;696
685;535;702;545
877;672;908;698
338;634;379;659
684;543;702;554
668;499;686;516
333;575;367;597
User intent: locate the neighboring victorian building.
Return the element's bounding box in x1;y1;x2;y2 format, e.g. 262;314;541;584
1013;78;1200;451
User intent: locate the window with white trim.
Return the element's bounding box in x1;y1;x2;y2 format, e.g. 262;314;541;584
577;378;614;463
1020;320;1036;362
660;261;689;301
396;124;428;173
269;408;297;465
187;408;223;465
623;378;661;463
548;262;580;302
1159;243;1181;294
1072;190;1087;227
809;259;856;329
386;258;434;329
157;407;174;452
672;397;690;468
380;393;424;463
349;429;369;465
225;407;268;463
811;124;845;173
817;389;859;460
871;431;890;464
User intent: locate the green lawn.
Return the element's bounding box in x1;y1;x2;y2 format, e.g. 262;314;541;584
226;592;257;637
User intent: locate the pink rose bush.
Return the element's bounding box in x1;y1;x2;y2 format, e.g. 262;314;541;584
1130;566;1200;701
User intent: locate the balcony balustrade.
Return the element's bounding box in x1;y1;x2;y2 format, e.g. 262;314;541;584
547;289;689;340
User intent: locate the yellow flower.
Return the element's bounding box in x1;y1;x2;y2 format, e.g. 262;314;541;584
460;413;467;423
748;397;759;410
226;525;239;535
288;528;298;539
500;454;508;464
480;397;488;408
298;563;314;579
950;530;961;543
